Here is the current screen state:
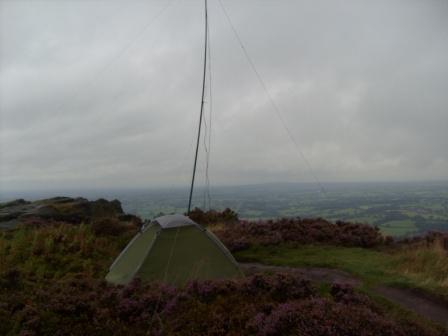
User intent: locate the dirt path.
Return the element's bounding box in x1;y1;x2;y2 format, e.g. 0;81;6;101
375;286;448;328
240;263;448;328
241;263;361;286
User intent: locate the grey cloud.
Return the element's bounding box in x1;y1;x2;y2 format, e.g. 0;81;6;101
1;0;447;192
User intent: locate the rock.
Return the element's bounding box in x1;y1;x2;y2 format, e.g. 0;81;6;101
0;219;19;230
0;200;35;223
0;197;134;230
90;199;123;218
0;199;31;209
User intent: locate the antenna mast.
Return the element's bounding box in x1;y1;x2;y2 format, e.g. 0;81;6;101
188;0;208;214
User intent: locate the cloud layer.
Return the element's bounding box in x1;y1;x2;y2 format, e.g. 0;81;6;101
1;0;447;191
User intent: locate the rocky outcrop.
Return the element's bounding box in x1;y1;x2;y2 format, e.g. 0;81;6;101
0;197;140;230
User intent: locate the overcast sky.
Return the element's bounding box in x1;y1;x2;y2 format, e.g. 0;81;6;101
1;0;447;192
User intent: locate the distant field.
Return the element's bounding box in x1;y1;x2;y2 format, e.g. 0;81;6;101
1;181;447;238
380;220;419;237
115;182;448;238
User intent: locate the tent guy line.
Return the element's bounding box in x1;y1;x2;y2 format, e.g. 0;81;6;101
44;0;178;131
217;0;326;194
187;0;326;214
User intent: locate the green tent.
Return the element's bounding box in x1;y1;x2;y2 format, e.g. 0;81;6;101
105;214;242;286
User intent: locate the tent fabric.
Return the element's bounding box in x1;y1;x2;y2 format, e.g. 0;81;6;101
105;214;242;286
153;214;198;229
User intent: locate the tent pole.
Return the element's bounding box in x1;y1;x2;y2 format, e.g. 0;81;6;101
187;0;208;214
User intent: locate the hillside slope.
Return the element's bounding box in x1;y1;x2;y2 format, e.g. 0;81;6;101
0;199;447;335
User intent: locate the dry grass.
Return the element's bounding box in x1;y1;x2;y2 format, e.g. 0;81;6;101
0;223;134;280
392;238;448;292
207;222;227;232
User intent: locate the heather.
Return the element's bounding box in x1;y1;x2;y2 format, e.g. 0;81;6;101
1;274;443;336
1;200;447;335
1;224;445;335
187;207;239;226
211;217;389;252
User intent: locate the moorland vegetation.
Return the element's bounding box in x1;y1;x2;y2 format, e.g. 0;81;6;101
0;200;447;335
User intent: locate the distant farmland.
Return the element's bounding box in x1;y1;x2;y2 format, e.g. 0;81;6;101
114;181;448;238
2;181;447;237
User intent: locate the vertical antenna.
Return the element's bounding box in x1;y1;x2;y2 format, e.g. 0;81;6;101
188;0;208;214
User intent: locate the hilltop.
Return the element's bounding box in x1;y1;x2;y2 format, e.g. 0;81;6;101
0;198;447;335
